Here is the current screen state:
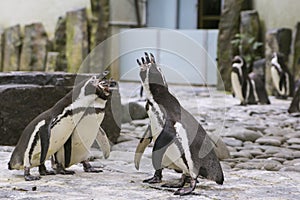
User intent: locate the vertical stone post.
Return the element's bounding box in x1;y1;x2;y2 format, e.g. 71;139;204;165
265;28;292;94
19;23;48;71
292;22;300;80
0;30;3;71
66;8;89;73
2;25;22;72
45;52;59;72
89;0;110;73
217;0;244;91
53;16;67;71
240;10;262;69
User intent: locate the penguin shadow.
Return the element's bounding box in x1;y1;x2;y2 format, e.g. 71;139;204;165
145;177;227;196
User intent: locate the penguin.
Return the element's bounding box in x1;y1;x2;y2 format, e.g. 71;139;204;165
8;72;114;181
270;52;294;99
231;55;270;105
135;52;224;196
51;77;116;174
288;85;300;113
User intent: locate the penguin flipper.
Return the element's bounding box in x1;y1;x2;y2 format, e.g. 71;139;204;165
152;121;176;171
134;125;152;170
95;126;111;159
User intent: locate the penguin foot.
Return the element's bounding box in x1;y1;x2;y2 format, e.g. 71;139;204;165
39;170;56;176
174;179;197;196
24;167;40;181
161;174;190;188
81;160;103;173
143;176;162;184
56;168;75;175
39;164;56;176
25;174;41;181
55;164;75;175
143;169;162;184
83;166;103;173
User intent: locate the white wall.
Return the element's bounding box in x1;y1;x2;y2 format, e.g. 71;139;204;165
253;0;300;31
0;0;90;38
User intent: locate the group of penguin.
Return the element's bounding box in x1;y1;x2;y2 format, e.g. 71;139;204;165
8;52;224;196
231;52;300;113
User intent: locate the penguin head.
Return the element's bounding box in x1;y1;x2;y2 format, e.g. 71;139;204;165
137;52;168;91
81;72;117;100
232;55;247;78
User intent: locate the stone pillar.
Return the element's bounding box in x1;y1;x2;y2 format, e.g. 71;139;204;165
2;25;22;72
265;28;292;94
45;52;59;72
19;23;48;71
89;0;110;73
217;0;244;91
0;31;3;71
240;10;262;69
292;22;300;80
66;8;89;73
53;16;67;71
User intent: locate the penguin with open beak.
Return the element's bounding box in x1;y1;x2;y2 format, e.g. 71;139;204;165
51;73;117;174
134;52;224;196
8;71;115;181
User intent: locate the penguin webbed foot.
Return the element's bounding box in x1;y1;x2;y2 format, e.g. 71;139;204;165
24;167;40;181
39;164;56;176
143;169;162;184
55;163;75;175
82;160;103;173
143;176;162;184
161;174;188;188
174;179;197;196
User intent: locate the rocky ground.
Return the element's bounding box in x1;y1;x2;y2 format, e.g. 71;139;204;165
1;82;300;200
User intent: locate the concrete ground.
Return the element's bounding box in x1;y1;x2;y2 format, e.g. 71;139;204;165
1;82;300;200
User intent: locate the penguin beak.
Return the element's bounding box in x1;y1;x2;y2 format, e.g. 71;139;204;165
98;79;118;95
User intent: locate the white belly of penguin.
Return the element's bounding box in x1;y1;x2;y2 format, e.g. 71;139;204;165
29;114;80;167
56;112;105;167
69;113;104;165
271;67;285;95
162;123;196;177
231;72;244;102
147;104;164;141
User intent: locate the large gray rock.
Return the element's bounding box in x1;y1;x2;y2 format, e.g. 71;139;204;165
19;23;48;71
2;25;22;72
224;127;263;142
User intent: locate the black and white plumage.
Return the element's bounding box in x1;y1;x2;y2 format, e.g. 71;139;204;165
271;52;294;99
288;85;300;113
135;53;224;196
8;72;115;181
231;55;270;105
51;73;116;174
